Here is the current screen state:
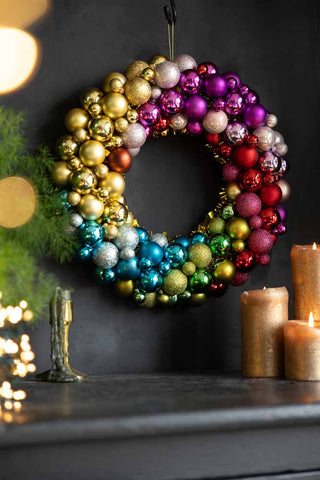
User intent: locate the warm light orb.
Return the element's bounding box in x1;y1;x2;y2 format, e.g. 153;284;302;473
309;312;314;328
1;0;50;29
313;242;317;250
0;28;39;94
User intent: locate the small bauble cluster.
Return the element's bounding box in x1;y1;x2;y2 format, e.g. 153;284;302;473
51;53;290;308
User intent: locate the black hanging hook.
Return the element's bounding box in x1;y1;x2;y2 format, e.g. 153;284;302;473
164;0;177;25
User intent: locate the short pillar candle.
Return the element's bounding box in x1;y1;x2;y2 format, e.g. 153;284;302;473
241;287;289;377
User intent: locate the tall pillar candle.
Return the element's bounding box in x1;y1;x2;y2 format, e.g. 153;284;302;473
291;244;320;320
241;287;289;377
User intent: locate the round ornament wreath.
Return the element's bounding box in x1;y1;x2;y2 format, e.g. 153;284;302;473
51;53;290;308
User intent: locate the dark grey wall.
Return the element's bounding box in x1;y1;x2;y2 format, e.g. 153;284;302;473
1;0;318;374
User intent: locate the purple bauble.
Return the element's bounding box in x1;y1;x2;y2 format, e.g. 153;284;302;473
187;121;203;135
243;104;266;128
225;122;248;145
223;72;241;91
240;84;249;96
213;98;225;111
204;74;228;98
245;90;259;105
272;223;287;235
138;102;161;127
179;69;202;94
184;95;208;120
160;90;184;116
276;205;287;223
225;92;245;116
197;62;218;77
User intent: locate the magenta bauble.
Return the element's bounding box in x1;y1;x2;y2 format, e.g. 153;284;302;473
184;95;207;120
204;74;228;98
222;163;239;182
138;102;161;127
179;69;202;94
160;90;184;116
243;104;266;128
236;193;262;217
247;229;274;253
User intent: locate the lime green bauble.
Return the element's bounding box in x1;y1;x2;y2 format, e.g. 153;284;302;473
213;259;236;283
226;217;250;240
188;243;212;269
163;269;188;296
182;261;196;276
209;234;231;257
207;217;225;236
221;204;235;220
189;270;212;293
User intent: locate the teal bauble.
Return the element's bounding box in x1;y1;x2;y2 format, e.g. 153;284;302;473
209;233;231;257
221;204;235;220
138;269;162;293
190;232;207;244
174;236;191;249
189;270;212;293
95;267;116;284
164;244;187;267
139;257;152;270
116;257;141;280
76;245;92;261
79;220;103;246
57;190;72;212
159;260;171;275
135;227;149;243
139;241;164;266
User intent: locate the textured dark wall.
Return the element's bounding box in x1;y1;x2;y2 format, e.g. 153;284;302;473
1;0;319;374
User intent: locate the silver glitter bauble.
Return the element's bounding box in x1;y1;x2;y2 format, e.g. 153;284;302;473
113;225;139;250
150;86;162;101
128;147;140;157
155;61;180;89
276;142;288;156
169;113;188;131
69;213;84;228
266;113;278;128
93;242;119;269
174;54;197;72
119;247;136;261
253;126;275;151
151;233;168;248
122;123;147;149
202;110;228;134
225;122;248;145
273;131;284;145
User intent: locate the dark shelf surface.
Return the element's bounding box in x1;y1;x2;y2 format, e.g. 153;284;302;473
2;372;320;447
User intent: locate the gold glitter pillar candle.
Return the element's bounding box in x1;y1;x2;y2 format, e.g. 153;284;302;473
291;244;320;321
241;287;289;377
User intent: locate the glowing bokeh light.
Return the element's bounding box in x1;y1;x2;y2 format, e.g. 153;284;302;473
1;0;50;28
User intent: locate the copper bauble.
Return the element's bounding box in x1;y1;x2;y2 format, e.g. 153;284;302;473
51;161;72;186
102;92;128;119
78;194;104;220
65;108;89;133
125;61;149;80
88;115;114;142
56;135;78;160
81;88;103;110
100;172;125;197
102;72;126;93
124;77;151;106
71;168;97;194
108;148;132;173
79;140;106;167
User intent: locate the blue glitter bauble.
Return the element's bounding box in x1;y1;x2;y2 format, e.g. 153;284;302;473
135;227;149;244
164;244;187;267
116;257;141;280
79;221;103;246
174;236;190;249
139;241;164;266
138;269;162;293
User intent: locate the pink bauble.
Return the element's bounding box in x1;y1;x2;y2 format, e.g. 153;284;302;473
202;110;228;134
231;272;250;286
243;104;266;128
160;90;184;116
236;193;262;217
222;163;239;182
247;229;274;253
187;121;203;135
256;253;271;266
249;215;262;229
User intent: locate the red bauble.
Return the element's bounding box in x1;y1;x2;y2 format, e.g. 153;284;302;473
208;281;228;297
236;192;262;217
239;168;262;192
256;254;271;267
233;146;259;168
205;133;221;145
235;250;255;272
246;135;258;148
153;117;169;132
220;144;232;157
247;229;274;253
108;148;132;173
231;272;250;286
260;208;280;230
222;163;239;182
259;184;282;206
263;172;280;185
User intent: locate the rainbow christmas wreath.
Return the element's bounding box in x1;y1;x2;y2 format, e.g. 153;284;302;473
51;53;290;308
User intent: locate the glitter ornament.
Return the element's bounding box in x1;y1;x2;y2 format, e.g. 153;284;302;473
113;226;139;250
174;54;197;72
163;269;188;296
248;229;274;253
188;243;212;268
121;123;147;149
236;193;262;217
155;61;180;89
92;242;119;269
151;233;168;248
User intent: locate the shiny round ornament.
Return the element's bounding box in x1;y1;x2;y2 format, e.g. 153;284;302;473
116;257;141;280
65;108;89;133
88;116;114;142
71;167;97;194
115;279;134;297
51;161;72;187
89;102;102;117
169;113;188;131
79;140;106;167
81;88;103;110
204;74;227;98
76;245;92;262
104;224;118;240
235;250;255;272
73;127;90;143
102;72;126;93
223;72;242;91
160;89;184;116
67;191;81;206
138;102;161;126
159;260;171;275
266;113;278;128
100;171;125;197
140;241;164;266
104;201;128;226
226;182;242;201
275;143;288;156
209;234;231;257
253;126;275;151
225;92;245;116
102;92;128;119
197;62;218;76
259;151;281;173
213;260;236;283
79;220;103;246
56;135;78;160
225;122;248;145
184;95;207;120
243;104;266;128
138;269;162;293
108;148;132;173
179;69;201;94
79;194;104;220
260;207;280;230
203;110;228;134
113;225;139;250
164;244;187;267
189;270;212;293
277;179;291;202
239;168;263;192
226;218;250;240
155;61;180;89
93;242;119;269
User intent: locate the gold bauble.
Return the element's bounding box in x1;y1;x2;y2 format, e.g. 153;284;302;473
157;293;170;306
102;72;126;93
102;92;128;119
73;127;90;143
110;78;124;94
126;109;139;123
103;223;118;239
97;187;109;200
149;54;168;69
79;140;106;167
124;77;151;106
190;293;207;307
226;217;250;240
115;117;129;133
51;161;72;186
141;67;155;83
141;293;157;308
226;182;242;201
81;88;103;110
213;260;236;283
65;108;89;133
125;61;149;80
115;279;134;297
89;102;102;117
71;168;97;194
125;210;134;225
78;194;104;220
56;135;78;160
95;164;109;179
163;269;188;296
112;135;123;148
0;177;36;229
88;115;114;142
100;172;125;197
104;201;128;225
207;218;225;236
117;195;126;205
67;157;81;171
182;261;196;276
67;191;81;206
232;239;245;253
188;243;212;269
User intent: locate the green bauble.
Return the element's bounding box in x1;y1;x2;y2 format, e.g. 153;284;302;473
182;261;196;276
221;204;235;220
178;290;192;302
188;243;212;269
207;217;225;236
189;269;212;293
213;259;236;283
163;269;188;296
134;291;146;304
209;234;231;257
